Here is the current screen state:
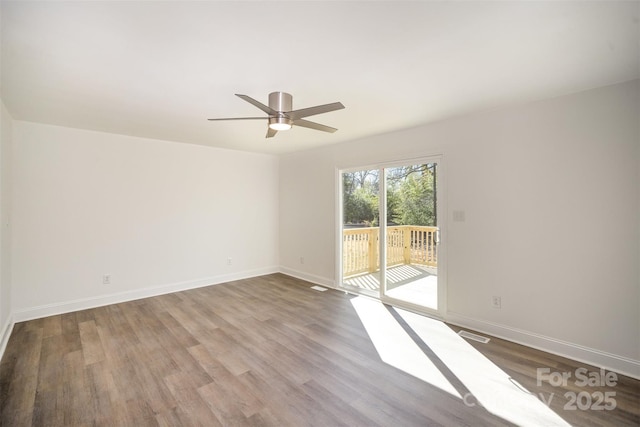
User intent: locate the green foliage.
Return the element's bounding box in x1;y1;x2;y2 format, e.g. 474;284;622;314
386;187;401;225
393;172;435;226
343;186;378;225
343;164;436;227
343;171;379;226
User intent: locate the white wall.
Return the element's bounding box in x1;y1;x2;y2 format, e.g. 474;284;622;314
12;122;279;317
280;80;640;376
0;0;12;355
0;100;13;349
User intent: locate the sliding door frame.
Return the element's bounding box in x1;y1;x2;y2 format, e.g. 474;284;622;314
336;154;447;319
335;163;382;298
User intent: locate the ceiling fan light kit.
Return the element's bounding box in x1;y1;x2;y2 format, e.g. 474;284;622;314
208;91;344;138
268;117;293;131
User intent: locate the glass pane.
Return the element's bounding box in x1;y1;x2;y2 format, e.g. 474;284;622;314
384;163;438;310
341;169;380;296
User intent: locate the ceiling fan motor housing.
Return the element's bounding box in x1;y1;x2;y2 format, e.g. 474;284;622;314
268;92;293;129
269;91;292;112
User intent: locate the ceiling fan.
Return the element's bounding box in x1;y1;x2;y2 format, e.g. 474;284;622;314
208;92;345;138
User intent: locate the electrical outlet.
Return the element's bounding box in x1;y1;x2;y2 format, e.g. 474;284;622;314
103;274;111;285
492;296;501;309
300;256;305;264
227;257;232;266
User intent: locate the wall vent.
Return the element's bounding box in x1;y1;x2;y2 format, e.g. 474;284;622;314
310;286;328;292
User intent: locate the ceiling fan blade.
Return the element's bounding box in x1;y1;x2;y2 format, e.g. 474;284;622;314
207;117;267;121
287;102;345;120
236;94;278;115
293;119;338;133
266;127;278;138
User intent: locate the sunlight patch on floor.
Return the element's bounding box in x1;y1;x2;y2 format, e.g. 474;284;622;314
350;296;460;397
351;296;571;426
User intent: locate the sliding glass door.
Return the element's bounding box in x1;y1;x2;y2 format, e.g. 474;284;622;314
339;157;443;316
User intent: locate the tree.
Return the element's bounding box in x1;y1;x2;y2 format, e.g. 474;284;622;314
343;170;379;225
388;164;436;226
343;164;436;227
394;172;435;225
344;186;378;225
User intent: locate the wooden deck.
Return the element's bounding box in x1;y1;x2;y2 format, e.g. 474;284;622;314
343;264;438;310
343;225;438;277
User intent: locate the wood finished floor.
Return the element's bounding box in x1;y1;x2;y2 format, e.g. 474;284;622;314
1;273;638;426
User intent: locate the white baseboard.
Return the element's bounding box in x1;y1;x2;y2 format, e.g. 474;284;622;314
0;314;14;361
446;311;640;381
12;266;280;323
278;266;335;289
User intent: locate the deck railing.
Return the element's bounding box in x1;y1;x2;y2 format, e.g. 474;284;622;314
343;225;438;277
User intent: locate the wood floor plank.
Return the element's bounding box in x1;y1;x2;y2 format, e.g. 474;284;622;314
1;273;638;426
300;379;379;427
0;327;43;426
215;349;251;376
162;371;221;426
79;320;106;365
85;362;121;426
235;369;329;426
188;344;264;418
60;350;93;426
42;315;62;339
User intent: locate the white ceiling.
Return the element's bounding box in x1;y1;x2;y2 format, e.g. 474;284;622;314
1;1;638;154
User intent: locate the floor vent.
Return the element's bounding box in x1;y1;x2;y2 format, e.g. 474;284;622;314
458;330;490;343
310;286;328;292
